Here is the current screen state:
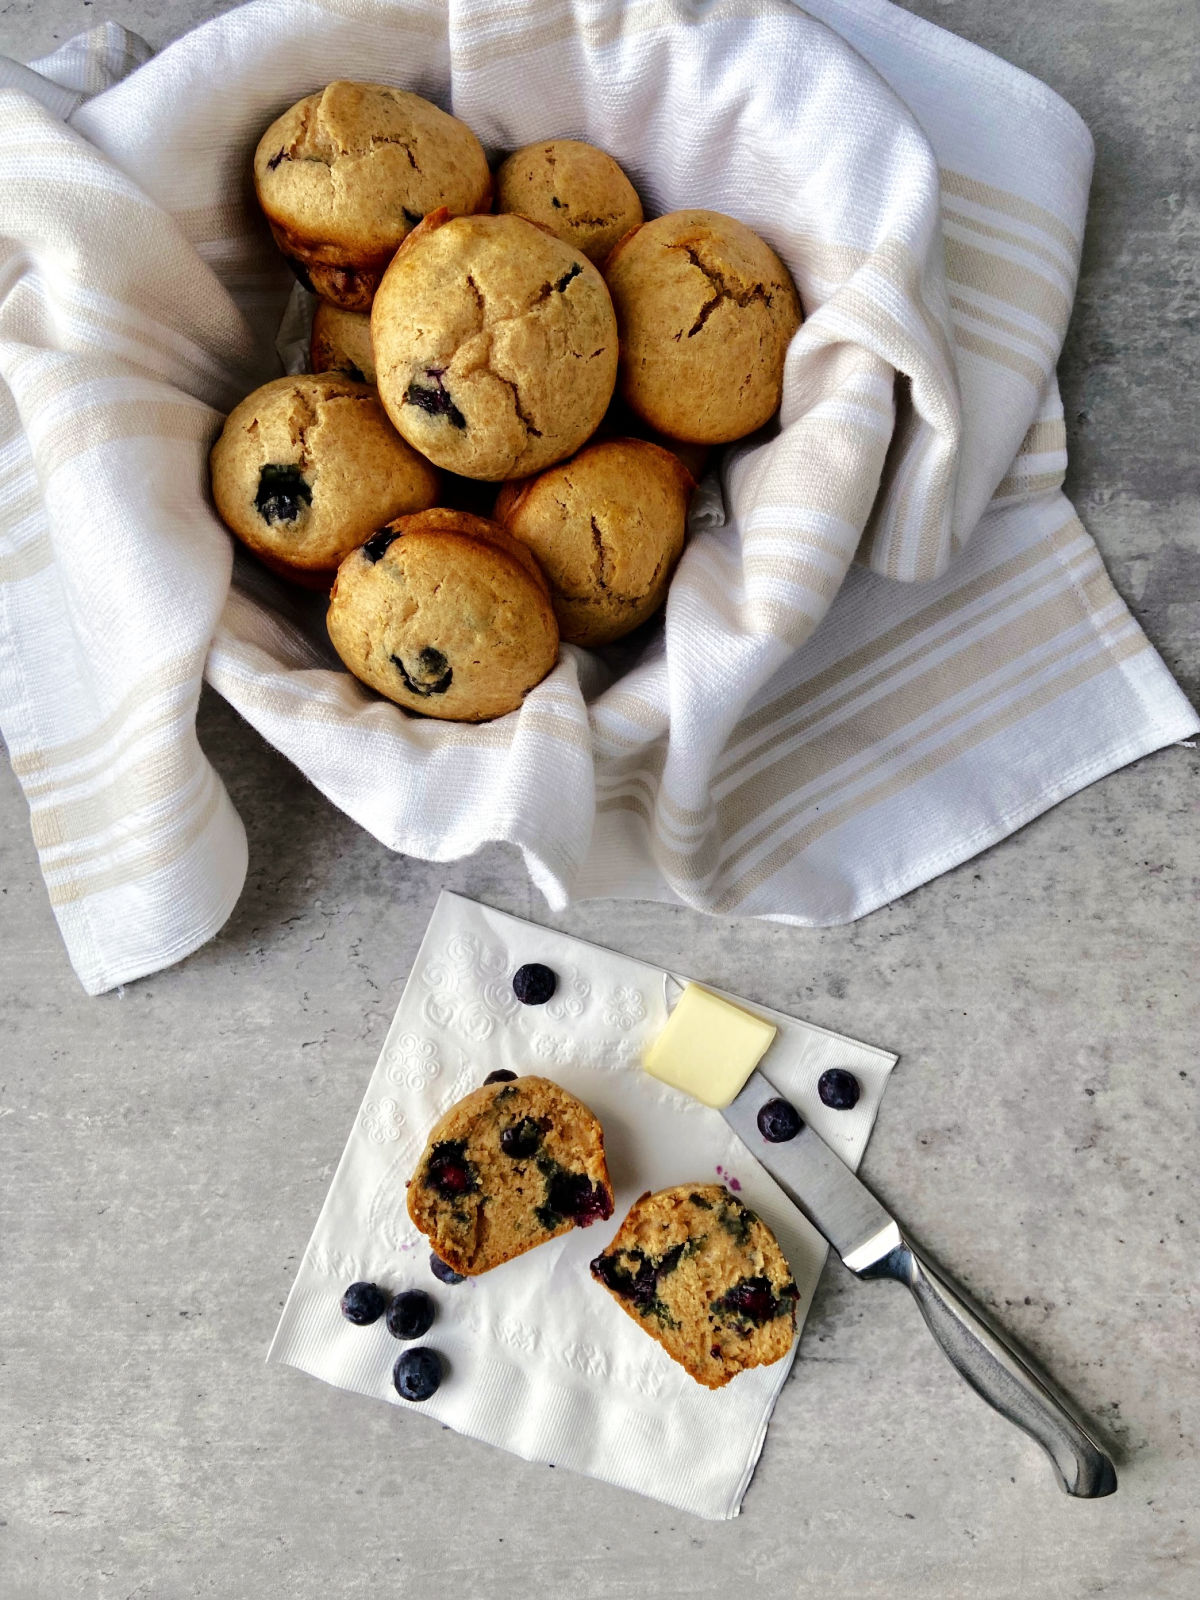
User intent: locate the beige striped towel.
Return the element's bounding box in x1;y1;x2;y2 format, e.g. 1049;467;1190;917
1;2;1195;995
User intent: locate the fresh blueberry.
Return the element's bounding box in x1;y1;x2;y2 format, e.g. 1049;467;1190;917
340;1281;387;1325
361;527;399;564
266;148;287;171
254;463;312;525
499;1117;543;1159
818;1068;861;1111
392;646;453;697
429;1252;465;1285
483;1069;517;1085
512;963;557;1005
393;1346;442;1402
386;1289;436;1341
757;1097;803;1143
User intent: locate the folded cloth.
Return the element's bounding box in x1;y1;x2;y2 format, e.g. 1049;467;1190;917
0;2;1194;995
267;891;898;1520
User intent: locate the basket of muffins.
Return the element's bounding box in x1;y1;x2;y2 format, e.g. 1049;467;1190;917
210;81;802;722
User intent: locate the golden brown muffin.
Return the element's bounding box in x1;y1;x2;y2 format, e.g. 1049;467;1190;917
371;210;618;480
326;507;560;721
407;1075;614;1274
494;437;693;647
209;373;439;588
310;302;375;384
495;139;643;265
590;1185;799;1389
253;81;492;311
604;209;802;444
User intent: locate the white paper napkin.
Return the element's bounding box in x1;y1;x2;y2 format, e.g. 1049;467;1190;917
267;892;897;1520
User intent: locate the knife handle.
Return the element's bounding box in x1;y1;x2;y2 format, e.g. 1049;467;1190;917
862;1237;1117;1498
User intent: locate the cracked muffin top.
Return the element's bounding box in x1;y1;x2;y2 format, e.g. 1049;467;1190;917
209;373;439;587
604;209;802;445
591;1184;799;1389
326;507;560;721
310;302;376;385
371;210;619;480
253;82;491;310
493;437;693;647
406;1074;614;1274
495;139;644;265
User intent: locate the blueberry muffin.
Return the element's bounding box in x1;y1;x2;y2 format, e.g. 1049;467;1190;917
209;374;439;588
326;507;560;721
310;301;375;384
253;81;492;311
407;1075;614;1274
371;210;618;480
495;139;643;265
493;437;693;647
590;1184;799;1389
604;209;802;444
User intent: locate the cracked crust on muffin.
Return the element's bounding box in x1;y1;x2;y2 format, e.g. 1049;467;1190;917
603;208;802;444
253;81;492;311
371;210;619;480
494;437;693;646
495;139;643;265
209;373;439;587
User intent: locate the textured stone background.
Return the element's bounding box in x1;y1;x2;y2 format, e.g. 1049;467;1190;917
1;3;1197;1597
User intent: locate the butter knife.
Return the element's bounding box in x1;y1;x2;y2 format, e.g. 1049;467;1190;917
724;1070;1118;1498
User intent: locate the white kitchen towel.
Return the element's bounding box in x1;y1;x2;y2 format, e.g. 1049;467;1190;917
267;891;898;1520
0;3;1195;995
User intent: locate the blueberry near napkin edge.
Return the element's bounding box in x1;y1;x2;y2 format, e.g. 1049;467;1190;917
0;0;1195;1000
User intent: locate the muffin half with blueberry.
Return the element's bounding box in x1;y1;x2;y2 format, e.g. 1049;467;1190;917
209;373;439;588
591;1184;799;1388
407;1075;614;1274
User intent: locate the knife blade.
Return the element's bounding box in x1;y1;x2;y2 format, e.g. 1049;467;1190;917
724;1070;902;1273
722;1068;1118;1499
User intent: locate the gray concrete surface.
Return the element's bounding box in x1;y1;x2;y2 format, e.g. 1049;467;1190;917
2;3;1198;1597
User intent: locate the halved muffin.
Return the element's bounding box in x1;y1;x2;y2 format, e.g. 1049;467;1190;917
407;1076;614;1274
590;1184;799;1388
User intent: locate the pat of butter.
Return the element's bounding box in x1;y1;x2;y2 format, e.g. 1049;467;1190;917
643;983;778;1108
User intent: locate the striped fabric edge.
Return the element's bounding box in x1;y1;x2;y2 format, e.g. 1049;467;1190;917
581;495;1198;914
30;23;153;96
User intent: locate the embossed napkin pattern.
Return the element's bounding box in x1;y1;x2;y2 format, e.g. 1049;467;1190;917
268;893;897;1519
